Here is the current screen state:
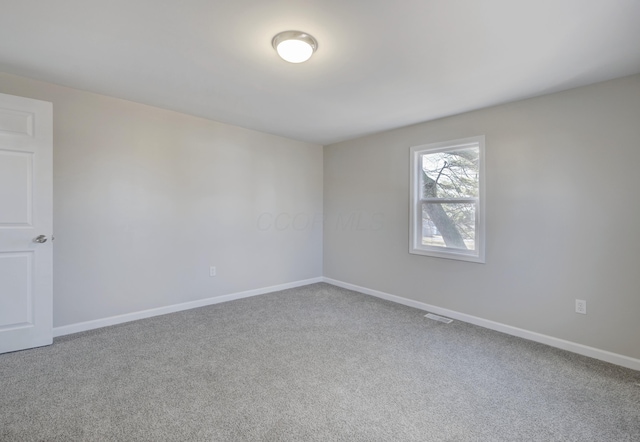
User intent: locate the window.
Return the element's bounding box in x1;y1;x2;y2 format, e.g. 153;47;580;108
410;136;485;263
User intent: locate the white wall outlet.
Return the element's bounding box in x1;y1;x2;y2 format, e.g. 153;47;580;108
575;299;587;314
209;266;216;277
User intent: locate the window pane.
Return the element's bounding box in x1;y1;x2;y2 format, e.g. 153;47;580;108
422;202;476;251
421;147;479;199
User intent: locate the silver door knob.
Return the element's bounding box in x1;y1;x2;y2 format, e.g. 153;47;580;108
34;235;48;243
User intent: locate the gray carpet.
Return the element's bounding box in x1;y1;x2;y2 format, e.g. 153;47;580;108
1;283;639;441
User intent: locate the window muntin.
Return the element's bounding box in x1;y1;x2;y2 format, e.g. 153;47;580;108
410;136;485;263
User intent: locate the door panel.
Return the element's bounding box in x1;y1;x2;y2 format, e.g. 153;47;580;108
0;108;34;137
0;252;32;327
0;150;33;226
0;92;52;354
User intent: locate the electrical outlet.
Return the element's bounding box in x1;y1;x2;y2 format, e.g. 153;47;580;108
575;299;587;315
209;266;216;277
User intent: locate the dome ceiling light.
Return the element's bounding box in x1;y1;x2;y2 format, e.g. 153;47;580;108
272;31;318;63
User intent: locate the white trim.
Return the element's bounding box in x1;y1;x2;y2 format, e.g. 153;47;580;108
323;277;640;372
53;275;640;372
53;277;323;338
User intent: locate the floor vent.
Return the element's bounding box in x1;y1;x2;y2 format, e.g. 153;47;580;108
425;313;453;324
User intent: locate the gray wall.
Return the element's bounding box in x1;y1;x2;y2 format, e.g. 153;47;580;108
0;72;323;328
324;74;640;360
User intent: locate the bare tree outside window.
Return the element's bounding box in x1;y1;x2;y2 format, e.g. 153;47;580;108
410;136;485;263
421;147;478;250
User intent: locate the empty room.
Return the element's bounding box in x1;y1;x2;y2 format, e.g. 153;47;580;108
1;1;639;441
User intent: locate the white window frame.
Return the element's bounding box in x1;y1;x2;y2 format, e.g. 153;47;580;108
409;135;485;263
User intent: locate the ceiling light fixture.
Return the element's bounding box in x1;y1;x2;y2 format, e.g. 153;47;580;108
272;31;318;64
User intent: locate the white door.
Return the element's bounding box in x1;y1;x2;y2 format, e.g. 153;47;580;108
0;92;53;354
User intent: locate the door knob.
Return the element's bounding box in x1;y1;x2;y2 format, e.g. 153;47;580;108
34;235;48;243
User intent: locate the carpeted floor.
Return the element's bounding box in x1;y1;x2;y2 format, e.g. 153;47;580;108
1;283;639;441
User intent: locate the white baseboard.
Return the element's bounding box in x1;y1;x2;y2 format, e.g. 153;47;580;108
53;277;324;338
53;275;640;371
323;277;640;372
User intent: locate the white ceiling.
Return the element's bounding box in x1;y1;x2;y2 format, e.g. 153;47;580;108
1;0;639;145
